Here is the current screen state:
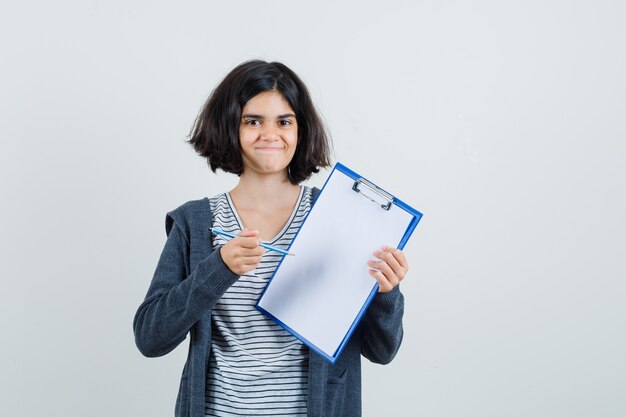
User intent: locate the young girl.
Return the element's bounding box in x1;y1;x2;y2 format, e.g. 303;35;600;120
134;60;409;417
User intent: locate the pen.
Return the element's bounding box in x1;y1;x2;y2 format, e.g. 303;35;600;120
210;228;295;256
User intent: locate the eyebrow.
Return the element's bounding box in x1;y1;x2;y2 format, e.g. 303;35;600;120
241;113;296;119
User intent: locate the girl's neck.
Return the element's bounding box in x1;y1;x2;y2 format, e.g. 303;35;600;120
230;170;300;209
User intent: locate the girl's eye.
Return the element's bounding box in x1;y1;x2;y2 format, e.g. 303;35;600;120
245;119;261;126
279;119;293;126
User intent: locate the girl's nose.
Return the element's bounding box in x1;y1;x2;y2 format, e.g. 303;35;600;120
259;124;279;140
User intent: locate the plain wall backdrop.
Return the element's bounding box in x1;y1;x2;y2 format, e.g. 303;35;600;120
1;1;625;416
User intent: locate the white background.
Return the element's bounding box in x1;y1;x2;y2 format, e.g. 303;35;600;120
1;1;625;416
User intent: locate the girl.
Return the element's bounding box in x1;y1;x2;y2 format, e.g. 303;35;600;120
134;60;409;417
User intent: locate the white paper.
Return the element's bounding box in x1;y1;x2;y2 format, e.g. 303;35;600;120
257;167;414;359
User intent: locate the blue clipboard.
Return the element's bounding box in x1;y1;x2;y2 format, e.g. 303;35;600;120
256;162;423;364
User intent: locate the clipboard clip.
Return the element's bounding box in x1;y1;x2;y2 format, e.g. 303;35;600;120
352;178;394;211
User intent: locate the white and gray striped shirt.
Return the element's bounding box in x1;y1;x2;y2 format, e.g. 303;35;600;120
205;186;312;416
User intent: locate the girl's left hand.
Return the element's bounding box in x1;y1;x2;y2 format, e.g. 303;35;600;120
367;246;409;293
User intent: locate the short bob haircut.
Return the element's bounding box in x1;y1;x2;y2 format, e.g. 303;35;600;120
188;60;332;184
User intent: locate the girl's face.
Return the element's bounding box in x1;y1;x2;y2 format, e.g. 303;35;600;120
239;90;298;178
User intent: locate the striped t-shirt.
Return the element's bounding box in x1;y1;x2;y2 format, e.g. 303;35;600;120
205;186;312;416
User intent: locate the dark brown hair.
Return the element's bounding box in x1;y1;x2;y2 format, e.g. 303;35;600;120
187;60;331;184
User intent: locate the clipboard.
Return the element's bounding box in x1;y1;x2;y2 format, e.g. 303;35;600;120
256;162;423;364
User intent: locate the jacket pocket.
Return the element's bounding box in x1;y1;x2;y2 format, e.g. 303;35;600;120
325;368;349;416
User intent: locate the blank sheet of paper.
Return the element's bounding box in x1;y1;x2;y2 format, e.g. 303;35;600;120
257;164;418;362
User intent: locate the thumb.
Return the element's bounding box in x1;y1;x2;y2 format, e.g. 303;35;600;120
238;228;259;237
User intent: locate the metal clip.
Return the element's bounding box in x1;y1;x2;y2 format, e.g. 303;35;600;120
352;178;394;211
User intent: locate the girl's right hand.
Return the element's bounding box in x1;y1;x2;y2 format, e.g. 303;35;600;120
219;228;265;275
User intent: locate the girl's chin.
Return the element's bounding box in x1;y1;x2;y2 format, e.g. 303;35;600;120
244;166;289;176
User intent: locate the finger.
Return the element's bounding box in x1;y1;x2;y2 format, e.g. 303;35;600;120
238;229;259;238
369;268;393;293
383;245;409;271
374;249;402;278
233;263;260;276
232;246;265;259
223;243;256;257
368;257;393;279
378;246;408;280
226;254;263;275
238;236;262;249
368;259;399;287
240;255;263;266
243;246;266;256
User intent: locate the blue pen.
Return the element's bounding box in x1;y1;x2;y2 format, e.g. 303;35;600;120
210;228;295;256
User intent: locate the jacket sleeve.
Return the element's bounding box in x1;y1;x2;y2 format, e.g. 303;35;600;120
360;285;405;364
133;215;239;358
